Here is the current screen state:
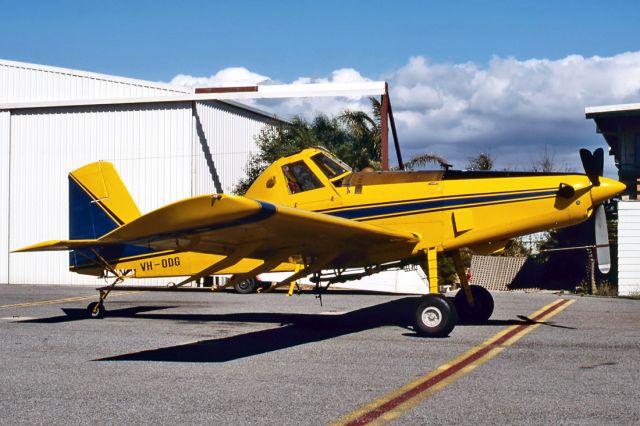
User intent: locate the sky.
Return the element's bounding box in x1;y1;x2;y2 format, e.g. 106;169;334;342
2;0;640;175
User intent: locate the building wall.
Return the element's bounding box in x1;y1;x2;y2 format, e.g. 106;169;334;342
1;60;276;285
8;103;194;285
618;200;640;296
194;101;273;194
0;111;9;284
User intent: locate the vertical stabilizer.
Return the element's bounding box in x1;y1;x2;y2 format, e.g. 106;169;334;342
68;162;141;239
68;162;150;272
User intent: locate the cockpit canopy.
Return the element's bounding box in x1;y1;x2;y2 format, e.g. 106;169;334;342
279;149;352;194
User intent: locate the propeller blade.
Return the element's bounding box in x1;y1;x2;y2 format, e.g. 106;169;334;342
580;148;603;186
593;147;604;177
594;204;611;274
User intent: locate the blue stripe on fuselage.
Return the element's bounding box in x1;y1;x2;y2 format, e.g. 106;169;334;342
324;190;557;220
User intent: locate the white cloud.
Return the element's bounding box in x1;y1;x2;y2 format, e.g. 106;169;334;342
168;52;640;175
170;67;272;87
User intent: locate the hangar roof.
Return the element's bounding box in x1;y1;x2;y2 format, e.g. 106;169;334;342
0;59;285;122
585;102;640;118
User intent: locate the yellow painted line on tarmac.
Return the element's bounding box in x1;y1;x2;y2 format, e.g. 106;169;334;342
331;298;575;426
0;291;144;310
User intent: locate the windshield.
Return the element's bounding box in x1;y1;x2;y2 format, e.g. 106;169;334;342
311;153;349;179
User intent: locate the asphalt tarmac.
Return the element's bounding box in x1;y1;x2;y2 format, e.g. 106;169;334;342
1;285;639;425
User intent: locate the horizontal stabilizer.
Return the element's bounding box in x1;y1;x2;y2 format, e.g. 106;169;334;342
12;239;100;253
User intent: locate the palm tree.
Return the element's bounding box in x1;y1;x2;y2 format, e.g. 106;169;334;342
338;98;382;170
404;153;451;170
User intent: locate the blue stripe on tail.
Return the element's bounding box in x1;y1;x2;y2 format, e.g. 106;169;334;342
68;175;154;270
69;176;120;239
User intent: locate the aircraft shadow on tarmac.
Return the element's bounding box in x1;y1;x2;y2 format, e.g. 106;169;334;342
22;297;575;363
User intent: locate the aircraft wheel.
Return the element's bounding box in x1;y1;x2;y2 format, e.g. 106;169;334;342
414;295;457;337
234;278;258;294
454;285;494;323
87;301;105;318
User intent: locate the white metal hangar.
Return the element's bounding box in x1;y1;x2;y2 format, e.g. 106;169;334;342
0;59;284;285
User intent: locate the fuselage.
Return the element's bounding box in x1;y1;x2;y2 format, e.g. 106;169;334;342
97;147;624;278
246;148;623;262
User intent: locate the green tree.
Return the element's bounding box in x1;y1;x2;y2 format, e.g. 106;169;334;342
466;152;493;171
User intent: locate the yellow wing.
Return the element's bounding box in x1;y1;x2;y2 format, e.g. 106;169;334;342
96;194;419;269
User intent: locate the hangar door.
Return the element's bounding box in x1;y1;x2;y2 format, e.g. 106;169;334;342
7;103;198;285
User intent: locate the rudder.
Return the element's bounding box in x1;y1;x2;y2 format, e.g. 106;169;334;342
68;162;150;273
68;162;141;239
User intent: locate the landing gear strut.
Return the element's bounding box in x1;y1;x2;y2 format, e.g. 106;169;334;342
87;301;105;318
82;249;128;318
414;248;458;337
87;277;124;318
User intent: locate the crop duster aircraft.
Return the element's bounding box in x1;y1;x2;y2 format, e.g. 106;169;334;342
14;147;625;336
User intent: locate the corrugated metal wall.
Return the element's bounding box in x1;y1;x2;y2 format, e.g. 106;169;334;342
1;60;276;285
9;104;194;285
618;201;640;296
0;111;9;284
193;101;270;194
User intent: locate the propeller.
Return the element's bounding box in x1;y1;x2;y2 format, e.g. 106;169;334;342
553;148;623;275
579;147;610;273
594;204;610;274
579;147;604;187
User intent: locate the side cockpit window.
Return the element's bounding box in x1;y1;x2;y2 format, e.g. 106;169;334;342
283;161;324;194
311;153;348;179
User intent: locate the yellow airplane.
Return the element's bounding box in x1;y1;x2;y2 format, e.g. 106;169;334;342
14;146;625;337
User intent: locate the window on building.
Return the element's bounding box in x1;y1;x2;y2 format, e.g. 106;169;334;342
635;134;640;167
282;161;324;194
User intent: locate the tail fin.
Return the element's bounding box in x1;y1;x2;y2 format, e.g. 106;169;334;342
69;162;141;239
68;162;150;273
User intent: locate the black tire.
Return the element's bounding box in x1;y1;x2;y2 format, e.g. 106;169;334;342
453;285;494;323
234;278;258;294
87;301;105;318
414;295;457;337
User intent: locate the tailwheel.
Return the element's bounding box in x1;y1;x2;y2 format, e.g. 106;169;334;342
454;285;494;323
87;301;105;318
414;295;457;337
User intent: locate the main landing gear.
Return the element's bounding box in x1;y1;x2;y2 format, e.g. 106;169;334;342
413;248;495;337
453;285;494;323
414;295;457;337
